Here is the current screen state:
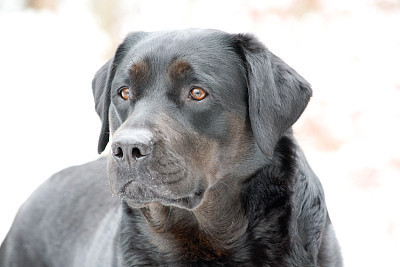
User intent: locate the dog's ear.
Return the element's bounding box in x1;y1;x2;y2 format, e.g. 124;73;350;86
92;58;113;154
234;34;312;158
92;32;146;154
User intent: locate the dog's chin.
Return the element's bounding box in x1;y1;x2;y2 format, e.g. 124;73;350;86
123;195;203;210
119;182;205;210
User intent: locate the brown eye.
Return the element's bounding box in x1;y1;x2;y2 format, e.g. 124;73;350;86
120;87;130;100
190;88;207;101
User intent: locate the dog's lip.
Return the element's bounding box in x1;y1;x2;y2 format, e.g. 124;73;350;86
146;168;187;184
118;176;183;194
118;179;173;200
119;180;134;195
118;179;204;208
124;194;202;210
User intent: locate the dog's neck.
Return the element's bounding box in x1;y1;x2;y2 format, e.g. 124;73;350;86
119;135;298;263
138;178;248;260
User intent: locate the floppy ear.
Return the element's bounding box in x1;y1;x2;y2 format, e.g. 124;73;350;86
234;34;312;157
92;58;113;154
92;32;147;154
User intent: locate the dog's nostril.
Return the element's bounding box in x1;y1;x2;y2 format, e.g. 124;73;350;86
111;129;154;162
132;147;144;159
114;147;123;159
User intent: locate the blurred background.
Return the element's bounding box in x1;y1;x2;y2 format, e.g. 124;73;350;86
0;0;399;265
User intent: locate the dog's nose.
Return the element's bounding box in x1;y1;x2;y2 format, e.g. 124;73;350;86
111;129;154;163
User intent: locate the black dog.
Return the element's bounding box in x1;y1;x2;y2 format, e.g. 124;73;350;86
0;29;342;266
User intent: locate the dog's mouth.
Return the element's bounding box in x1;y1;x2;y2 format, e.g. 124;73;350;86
108;145;208;209
118;179;206;210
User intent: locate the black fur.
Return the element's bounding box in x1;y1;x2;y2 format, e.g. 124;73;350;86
0;29;342;266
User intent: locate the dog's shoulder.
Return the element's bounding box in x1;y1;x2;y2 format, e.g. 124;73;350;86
241;135;336;265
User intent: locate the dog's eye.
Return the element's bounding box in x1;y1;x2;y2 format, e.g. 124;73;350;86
190;88;207;101
119;87;130;100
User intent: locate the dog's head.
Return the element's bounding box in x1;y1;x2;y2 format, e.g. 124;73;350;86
92;29;311;209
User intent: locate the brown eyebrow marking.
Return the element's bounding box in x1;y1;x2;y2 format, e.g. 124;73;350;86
130;61;150;85
168;60;192;81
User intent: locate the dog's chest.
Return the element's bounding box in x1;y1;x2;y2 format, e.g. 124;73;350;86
119;212;295;266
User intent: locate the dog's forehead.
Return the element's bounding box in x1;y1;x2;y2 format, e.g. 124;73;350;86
136;29;229;54
123;30;241;75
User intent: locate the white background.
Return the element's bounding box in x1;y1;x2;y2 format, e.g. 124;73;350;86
1;0;400;266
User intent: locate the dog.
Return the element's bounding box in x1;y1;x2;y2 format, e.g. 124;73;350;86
0;29;342;266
